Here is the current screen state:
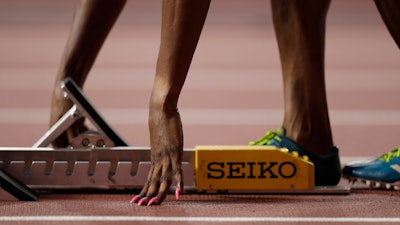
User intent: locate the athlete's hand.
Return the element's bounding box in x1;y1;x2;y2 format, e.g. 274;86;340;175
130;107;184;206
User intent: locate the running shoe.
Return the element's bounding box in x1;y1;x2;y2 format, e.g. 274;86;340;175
249;127;341;186
342;147;400;190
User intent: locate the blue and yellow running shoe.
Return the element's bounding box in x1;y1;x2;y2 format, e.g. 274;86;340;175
342;147;400;190
249;127;341;186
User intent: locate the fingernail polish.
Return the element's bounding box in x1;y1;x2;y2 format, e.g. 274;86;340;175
137;197;148;206
175;187;181;200
130;195;141;204
147;197;158;206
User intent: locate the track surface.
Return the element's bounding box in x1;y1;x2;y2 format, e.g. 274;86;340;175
0;0;399;224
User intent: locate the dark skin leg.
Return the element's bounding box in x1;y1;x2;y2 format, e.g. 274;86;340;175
131;0;211;206
374;0;400;48
50;0;126;147
271;0;399;155
271;0;333;155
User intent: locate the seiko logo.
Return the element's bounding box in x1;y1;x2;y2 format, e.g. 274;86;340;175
206;161;296;179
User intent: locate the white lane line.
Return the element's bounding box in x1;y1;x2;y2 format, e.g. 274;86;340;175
0;108;400;126
0;216;399;223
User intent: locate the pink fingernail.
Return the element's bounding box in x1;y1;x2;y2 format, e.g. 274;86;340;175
175;187;181;200
137;197;148;206
147;197;158;206
130;195;141;204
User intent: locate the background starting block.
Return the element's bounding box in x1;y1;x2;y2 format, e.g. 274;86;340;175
0;78;349;200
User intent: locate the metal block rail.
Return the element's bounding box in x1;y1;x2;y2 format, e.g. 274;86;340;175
0;147;196;191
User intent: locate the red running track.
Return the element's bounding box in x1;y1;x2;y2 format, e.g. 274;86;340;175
0;1;399;224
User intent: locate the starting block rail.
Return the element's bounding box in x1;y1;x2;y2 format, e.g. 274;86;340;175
0;77;349;200
0;147;196;190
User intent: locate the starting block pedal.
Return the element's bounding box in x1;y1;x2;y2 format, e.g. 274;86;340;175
195;145;314;191
33;77;128;148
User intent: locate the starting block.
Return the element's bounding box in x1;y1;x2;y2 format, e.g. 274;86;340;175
0;78;349;200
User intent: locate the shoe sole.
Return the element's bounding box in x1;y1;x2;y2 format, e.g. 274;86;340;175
343;175;400;191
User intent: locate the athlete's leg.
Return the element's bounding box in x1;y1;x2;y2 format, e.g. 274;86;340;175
271;0;333;155
267;0;341;185
50;0;126;147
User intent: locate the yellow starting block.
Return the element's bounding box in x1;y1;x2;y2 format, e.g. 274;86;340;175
195;145;314;191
